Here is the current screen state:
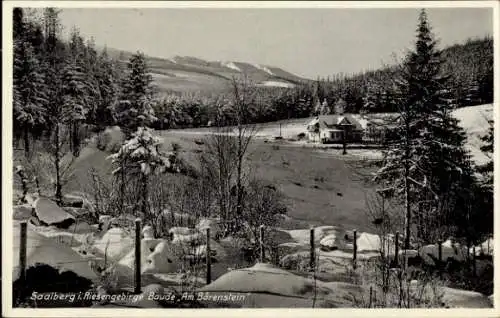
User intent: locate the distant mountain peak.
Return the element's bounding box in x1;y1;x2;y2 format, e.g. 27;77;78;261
171;55;211;66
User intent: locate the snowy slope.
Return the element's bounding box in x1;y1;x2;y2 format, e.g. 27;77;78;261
257;80;296;88
252;63;275;75
221;61;242;72
452;104;493;166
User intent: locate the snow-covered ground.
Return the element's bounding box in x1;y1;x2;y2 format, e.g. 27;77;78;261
13;209;492;308
221;61;241;72
252;63;274;76
256;81;296;88
452;104;493;166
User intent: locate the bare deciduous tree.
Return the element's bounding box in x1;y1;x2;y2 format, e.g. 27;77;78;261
201;76;259;236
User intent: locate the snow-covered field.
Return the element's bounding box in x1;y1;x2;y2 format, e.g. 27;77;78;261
256;81;296;88
167;104;492;163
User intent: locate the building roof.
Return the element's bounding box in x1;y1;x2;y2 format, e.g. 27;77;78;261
307;114;364;131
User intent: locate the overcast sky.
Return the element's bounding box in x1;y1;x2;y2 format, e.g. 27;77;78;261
58;7;493;79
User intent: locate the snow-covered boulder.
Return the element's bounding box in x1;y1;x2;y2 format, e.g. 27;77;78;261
419;240;467;265
356;232;383;253
199;263;317;296
13;222;98;282
471;238;493;256
320;234;339;251
287;226;338;245
116;238;164;275
33;227;88;247
143;240;181;274
33;197;75;228
199;262;359;307
92;227;134;262
337;232;397;256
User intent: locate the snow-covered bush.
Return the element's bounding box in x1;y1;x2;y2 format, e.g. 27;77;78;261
107;127;173;224
107;126;172;177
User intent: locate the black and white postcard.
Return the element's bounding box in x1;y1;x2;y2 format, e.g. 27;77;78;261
2;1;498;317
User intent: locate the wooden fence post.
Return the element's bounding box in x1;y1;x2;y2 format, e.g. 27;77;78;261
310;227;315;271
437;238;443;279
487;236;491;255
394;232;399;267
134;218;141;294
19;222;27;297
274;246;279;266
259;225;265;263
438;239;442;264
342;130;347;155
206;228;211;284
369;286;373;308
472;246;477;277
353;229;357;269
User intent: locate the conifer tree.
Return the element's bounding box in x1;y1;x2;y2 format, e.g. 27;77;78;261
412;11;476;244
13;8;47;157
61;27;90;156
374;9;474;247
92;47;120;130
114;52;156;137
42;7;71;205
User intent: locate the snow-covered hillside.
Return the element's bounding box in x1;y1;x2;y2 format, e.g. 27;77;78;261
452;104;493;166
253;63;275;76
221;61;242;72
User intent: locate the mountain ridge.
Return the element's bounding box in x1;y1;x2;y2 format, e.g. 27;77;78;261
103;47;309;94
